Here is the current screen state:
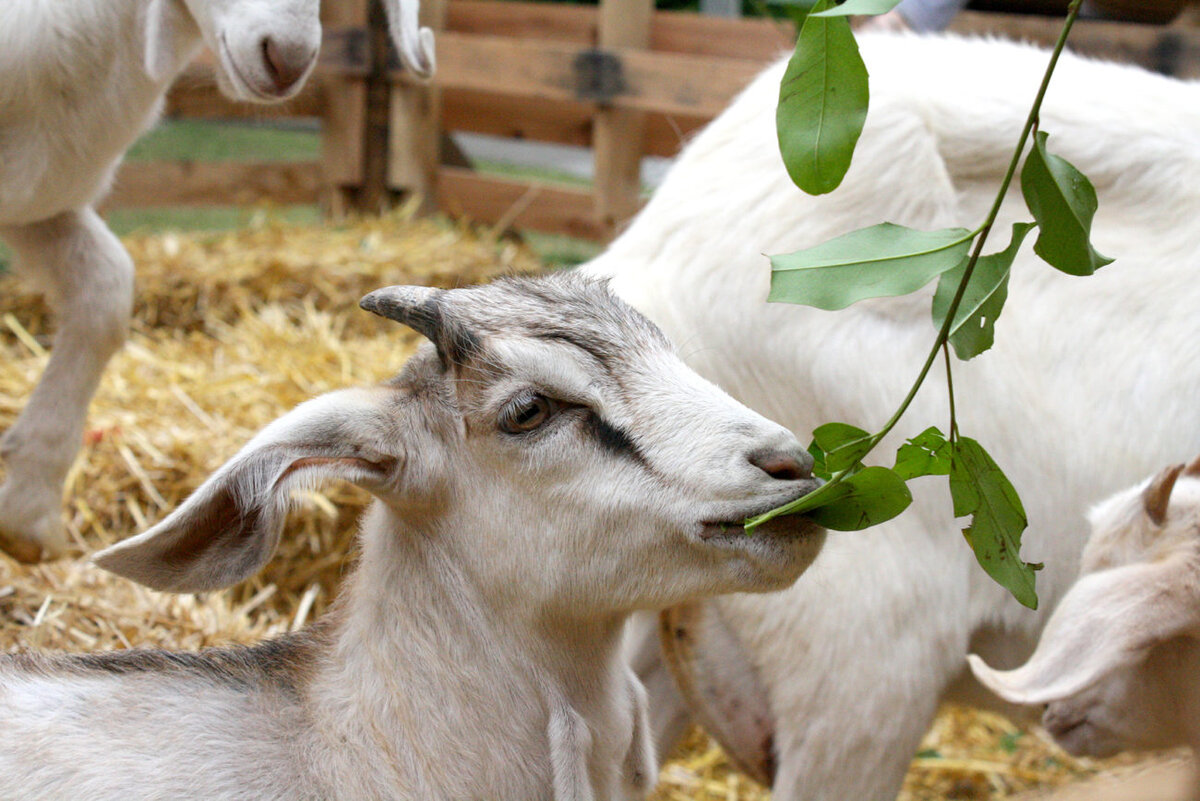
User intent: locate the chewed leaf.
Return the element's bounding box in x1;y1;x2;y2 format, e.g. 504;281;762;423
770;223;973;310
744;466;911;532
813;422;873;472
776;0;869;195
1021;131;1113;277
812;0;904;16
893;427;951;480
804;466;912;531
932;223;1034;360
950;437;1041;609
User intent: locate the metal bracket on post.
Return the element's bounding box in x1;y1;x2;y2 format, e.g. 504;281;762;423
573;49;627;105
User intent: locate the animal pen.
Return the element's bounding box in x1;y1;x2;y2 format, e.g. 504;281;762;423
6;2;1200;800
108;0;1200;241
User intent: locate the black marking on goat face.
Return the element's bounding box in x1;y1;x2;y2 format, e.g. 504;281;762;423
585;410;647;466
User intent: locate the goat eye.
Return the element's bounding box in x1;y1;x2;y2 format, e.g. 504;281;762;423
499;394;559;434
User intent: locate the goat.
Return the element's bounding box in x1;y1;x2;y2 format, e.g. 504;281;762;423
0;0;432;562
583;31;1200;799
0;273;825;801
969;460;1200;785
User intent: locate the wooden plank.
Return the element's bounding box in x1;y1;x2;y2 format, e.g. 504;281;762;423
650;11;794;59
426;33;768;118
389;0;448;209
593;0;654;232
441;90;706;157
166;75;325;119
320;0;369;215
437;167;608;240
949;11;1200;78
102;161;323;208
445;0;793;60
448;0;597;43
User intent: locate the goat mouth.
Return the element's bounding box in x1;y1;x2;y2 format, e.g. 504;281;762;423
700;512;822;542
218;33;287;102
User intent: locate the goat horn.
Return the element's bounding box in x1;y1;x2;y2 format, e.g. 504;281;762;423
360;285;444;342
1143;463;1185;526
1186;455;1200;476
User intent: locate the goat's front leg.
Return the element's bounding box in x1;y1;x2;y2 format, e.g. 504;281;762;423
0;208;133;561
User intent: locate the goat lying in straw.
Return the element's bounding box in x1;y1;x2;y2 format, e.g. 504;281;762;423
0;274;823;801
972;459;1200;800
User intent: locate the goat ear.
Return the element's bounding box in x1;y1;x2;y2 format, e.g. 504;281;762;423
381;0;436;78
968;549;1200;706
361;285;481;368
93;389;401;593
143;0;188;82
1143;463;1185;526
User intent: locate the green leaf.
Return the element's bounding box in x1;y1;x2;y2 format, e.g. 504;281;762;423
949;437;1041;609
893;426;952;480
807;440;831;482
812;422;873;472
811;0;904;16
770;223;974;310
1020;131;1114;276
745;466;911;531
931;223;1034;360
776;0;869;195
805;466;913;531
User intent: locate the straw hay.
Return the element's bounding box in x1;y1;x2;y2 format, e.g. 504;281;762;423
0;210;1166;798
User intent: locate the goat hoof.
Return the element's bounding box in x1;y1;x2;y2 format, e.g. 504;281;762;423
0;484;68;563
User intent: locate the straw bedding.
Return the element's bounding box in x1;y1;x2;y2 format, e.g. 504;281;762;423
0;210;1158;798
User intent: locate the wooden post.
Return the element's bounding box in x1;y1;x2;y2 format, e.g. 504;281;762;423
593;0;653;236
319;0;369;217
389;0;448;213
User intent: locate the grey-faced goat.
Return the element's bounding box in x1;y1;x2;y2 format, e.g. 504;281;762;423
0;274;823;801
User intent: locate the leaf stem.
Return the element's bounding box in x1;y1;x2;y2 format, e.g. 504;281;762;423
747;1;1084;530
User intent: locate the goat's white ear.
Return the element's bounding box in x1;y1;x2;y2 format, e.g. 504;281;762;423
968;548;1200;706
381;0;436;78
142;0;188;82
94;389;401;593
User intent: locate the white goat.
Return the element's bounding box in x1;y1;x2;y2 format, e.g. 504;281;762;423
583;31;1200;799
0;274;825;801
970;460;1200;772
0;0;433;562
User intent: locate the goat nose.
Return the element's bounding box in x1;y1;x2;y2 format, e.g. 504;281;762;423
262;37;315;93
749;447;813;481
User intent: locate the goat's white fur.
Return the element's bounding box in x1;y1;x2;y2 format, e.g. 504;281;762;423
0;275;824;800
0;0;429;561
584;31;1200;800
970;462;1200;775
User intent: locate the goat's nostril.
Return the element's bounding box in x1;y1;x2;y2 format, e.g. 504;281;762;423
261;37;311;93
750;450;811;481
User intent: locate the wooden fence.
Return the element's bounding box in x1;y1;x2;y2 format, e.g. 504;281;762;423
106;0;1200;241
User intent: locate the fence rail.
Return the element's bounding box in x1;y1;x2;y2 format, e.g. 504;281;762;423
109;0;1200;241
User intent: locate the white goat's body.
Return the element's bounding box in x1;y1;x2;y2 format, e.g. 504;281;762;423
0;0;431;561
586;33;1200;799
0;2;185;225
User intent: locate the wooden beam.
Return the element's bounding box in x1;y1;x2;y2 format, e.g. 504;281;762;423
425;33;769;119
949;10;1200;78
320;0;369;216
441;90;706;157
103;161;323;208
389;0;448;210
437;167;608;240
593;0;654;233
443;0;795;60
